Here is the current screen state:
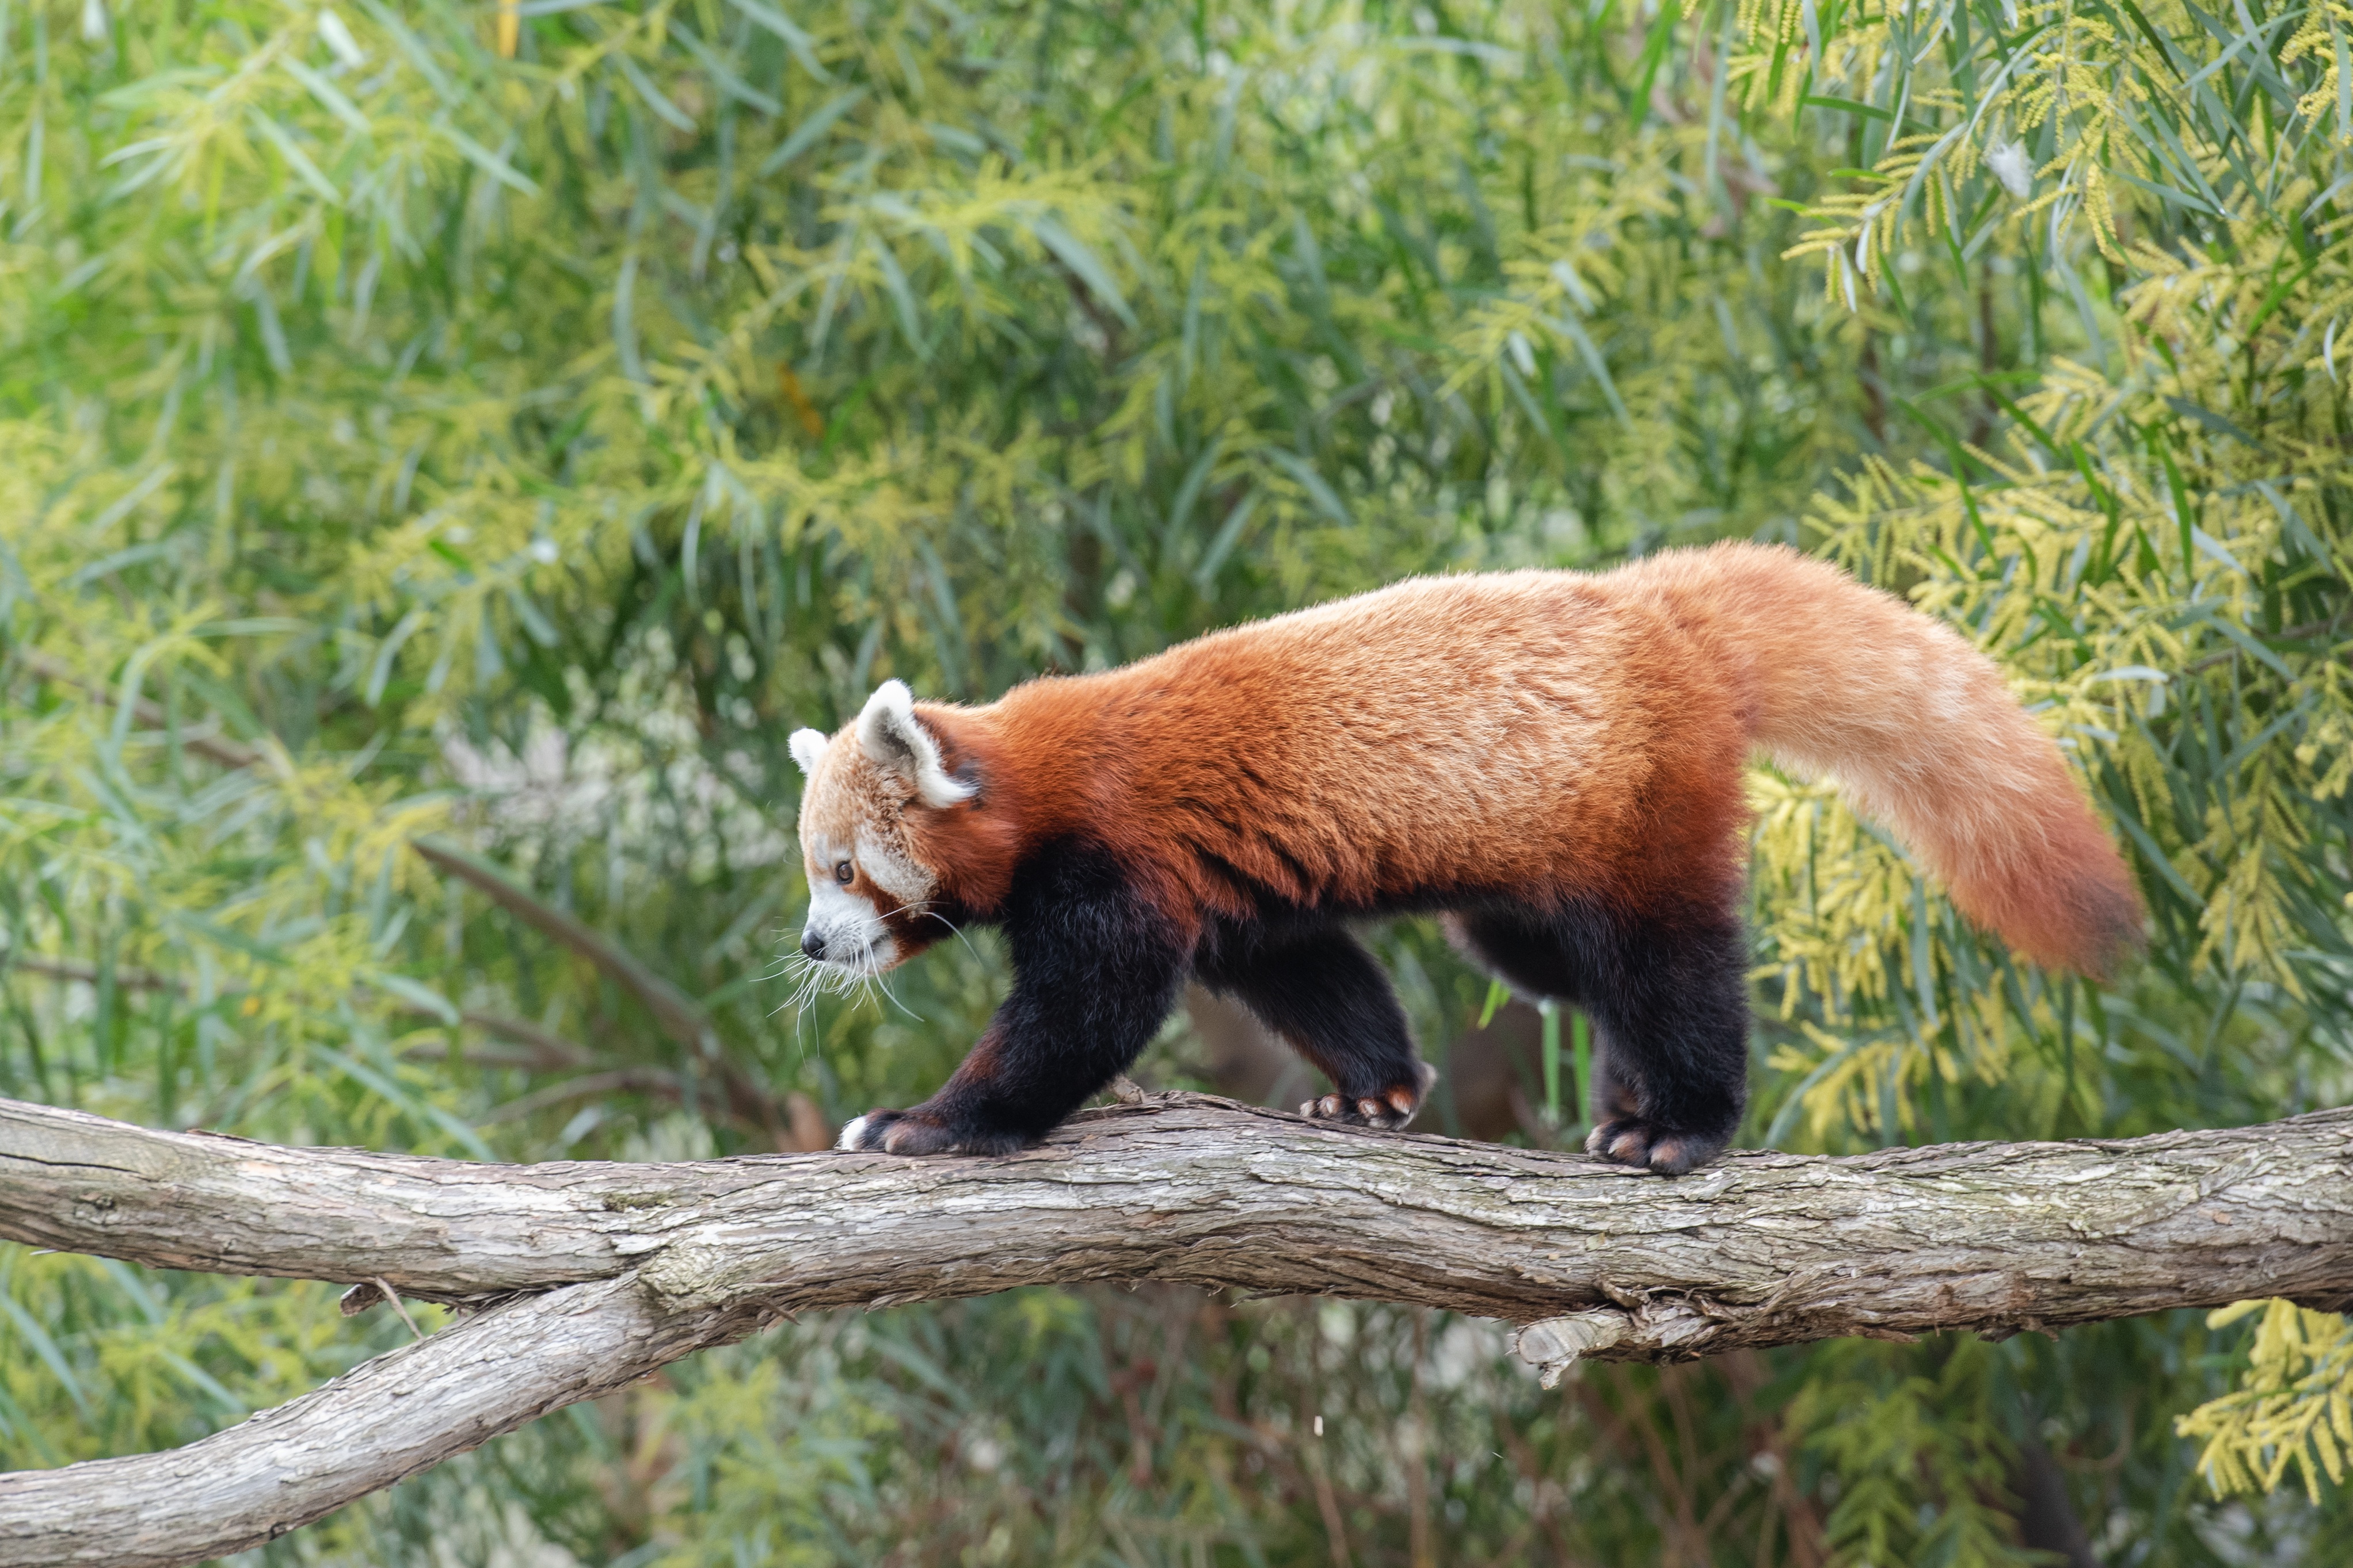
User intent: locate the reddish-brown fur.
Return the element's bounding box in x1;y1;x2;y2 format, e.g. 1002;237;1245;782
817;542;2141;977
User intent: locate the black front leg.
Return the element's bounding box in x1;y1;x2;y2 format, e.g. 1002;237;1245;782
838;841;1187;1155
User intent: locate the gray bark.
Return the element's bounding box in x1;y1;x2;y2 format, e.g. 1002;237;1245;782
0;1092;2348;1567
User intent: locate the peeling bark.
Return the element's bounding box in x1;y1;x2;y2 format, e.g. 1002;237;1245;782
0;1093;2347;1567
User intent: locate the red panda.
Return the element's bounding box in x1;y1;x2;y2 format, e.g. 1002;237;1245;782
790;541;2142;1173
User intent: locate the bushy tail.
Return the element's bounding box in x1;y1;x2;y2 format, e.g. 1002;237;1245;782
1637;543;2144;977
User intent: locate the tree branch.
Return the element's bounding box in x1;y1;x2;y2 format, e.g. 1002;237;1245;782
0;1093;2347;1566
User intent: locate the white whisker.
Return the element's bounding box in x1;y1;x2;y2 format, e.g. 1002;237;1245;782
922;908;985;964
873;972;924;1023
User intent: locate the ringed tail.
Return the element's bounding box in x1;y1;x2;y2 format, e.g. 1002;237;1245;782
1643;543;2146;978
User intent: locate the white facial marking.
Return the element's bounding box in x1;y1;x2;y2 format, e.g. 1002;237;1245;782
856;830;935;906
795;833;903;975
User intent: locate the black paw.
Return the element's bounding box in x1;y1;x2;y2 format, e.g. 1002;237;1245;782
1584;1118;1726;1175
833;1108;1025;1156
1299;1062;1438;1132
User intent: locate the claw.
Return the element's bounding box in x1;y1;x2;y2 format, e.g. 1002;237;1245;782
832;1107;1021;1157
1296;1068;1434;1132
1585;1117;1725;1176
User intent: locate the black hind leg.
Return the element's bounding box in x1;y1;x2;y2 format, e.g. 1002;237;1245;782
1195;921;1434;1130
1446;901;1750;1174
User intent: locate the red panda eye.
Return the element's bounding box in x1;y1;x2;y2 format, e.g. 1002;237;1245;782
834;861;854;885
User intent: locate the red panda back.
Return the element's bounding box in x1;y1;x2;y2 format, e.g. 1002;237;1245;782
954;567;1756;928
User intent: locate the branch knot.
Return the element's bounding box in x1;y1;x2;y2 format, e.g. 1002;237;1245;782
1511;1311;1631;1387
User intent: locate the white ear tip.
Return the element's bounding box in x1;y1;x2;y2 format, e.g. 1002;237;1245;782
919;773;976;808
789;728;828;775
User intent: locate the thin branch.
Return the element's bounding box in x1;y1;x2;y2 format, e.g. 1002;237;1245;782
371;1278;425;1341
14;649;265;771
0;955;184;992
0;890;786;1142
0;955;600;1075
1051;258;1126;368
409;837;787;1141
0;1093;2347;1567
410;837;710;1050
450;1009;597;1069
477;1065;693;1123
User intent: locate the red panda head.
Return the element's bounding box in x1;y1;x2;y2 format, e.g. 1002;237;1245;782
790;681;983;975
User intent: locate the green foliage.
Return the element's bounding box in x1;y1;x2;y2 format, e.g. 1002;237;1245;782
0;1254;427;1471
2180;1301;2353;1503
1746;0;2353;1131
1;0;2350;1561
1724;0;2353;1505
1789;1338;2022;1568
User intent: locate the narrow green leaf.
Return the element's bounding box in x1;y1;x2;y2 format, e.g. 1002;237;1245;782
615;53;696;133
1803;94;1895;121
432;121;539;196
757;87;865;174
1030;216;1136;330
1262;449;1352;528
726;0;831;79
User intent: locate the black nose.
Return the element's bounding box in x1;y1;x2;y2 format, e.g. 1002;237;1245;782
799;929;826;960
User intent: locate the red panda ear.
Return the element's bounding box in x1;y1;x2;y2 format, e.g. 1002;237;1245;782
789;728;828;775
855;681;974;809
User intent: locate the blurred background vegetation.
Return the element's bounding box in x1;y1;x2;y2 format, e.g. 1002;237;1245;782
2;0;2350;1561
